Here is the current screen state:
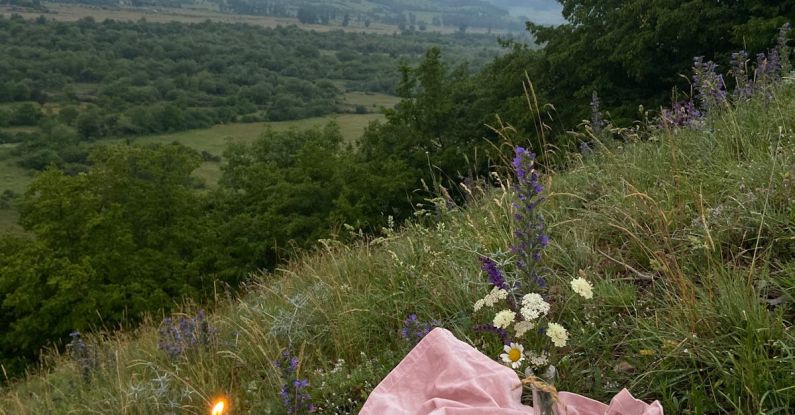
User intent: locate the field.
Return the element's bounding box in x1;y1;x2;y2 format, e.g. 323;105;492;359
0;2;503;34
125;112;386;186
0;112;385;230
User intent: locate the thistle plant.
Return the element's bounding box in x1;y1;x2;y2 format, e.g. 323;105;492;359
275;350;314;415
472;147;594;374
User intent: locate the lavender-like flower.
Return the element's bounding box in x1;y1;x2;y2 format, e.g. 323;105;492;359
400;314;438;346
692;56;728;110
158;310;217;360
276;350;314;415
730;50;754;100
511;147;547;288
474;323;510;345
660;100;703;128
480;257;509;290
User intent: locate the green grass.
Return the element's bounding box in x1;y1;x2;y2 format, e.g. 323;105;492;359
1;85;794;414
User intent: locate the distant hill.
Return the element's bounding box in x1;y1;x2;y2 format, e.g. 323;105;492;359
35;0;530;31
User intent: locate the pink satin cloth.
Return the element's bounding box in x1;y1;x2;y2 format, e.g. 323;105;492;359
360;328;663;415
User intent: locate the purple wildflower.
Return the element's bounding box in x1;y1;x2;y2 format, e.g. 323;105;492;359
693;56;728;110
401;314;438;346
511;147;547;288
276;349;313;415
660;100;703;128
777;23;792;73
480;257;509;290
158;310;217;360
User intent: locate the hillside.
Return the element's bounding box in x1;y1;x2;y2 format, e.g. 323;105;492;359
2;77;793;414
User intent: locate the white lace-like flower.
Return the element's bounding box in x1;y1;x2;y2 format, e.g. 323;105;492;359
493;309;516;329
546;322;569;347
483;287;508;307
514;320;535;337
500;342;525;369
525;350;549;367
473;299;485;312
520;293;550;321
570;277;594;299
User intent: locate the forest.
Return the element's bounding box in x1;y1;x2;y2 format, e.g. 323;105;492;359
0;0;793;381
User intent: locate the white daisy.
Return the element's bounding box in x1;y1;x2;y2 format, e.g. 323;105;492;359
500;342;525;369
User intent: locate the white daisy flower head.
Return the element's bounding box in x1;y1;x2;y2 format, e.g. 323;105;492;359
546;322;569;347
514;320;535;337
500;342;525;369
570;277;594;299
526;350;549;367
492;309;516;329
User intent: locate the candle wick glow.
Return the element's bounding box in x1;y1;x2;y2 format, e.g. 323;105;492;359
211;399;226;415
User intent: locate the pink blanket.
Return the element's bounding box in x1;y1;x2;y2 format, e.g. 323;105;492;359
360;328;663;415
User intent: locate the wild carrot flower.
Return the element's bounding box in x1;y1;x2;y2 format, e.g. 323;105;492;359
526;350;549;368
520;293;550;321
500;342;525;369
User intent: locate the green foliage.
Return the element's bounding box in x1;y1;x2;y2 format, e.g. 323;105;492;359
0;143;215;372
527;0;795;123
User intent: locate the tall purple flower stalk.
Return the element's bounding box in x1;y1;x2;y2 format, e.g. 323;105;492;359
730;50;754;100
275;350;314;415
480;257;509;290
692;56;728;110
777;23;792;73
511;146;547;289
158;310;216;360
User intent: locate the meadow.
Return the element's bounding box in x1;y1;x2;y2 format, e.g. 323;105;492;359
0;2;505;34
1;77;792;415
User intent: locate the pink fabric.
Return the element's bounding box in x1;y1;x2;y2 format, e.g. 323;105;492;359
360;328;663;415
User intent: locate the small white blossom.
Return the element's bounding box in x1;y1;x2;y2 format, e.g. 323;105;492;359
514;320;535;337
526;350;549;367
483;287;509;307
493;309;516;329
473;299;485;312
520;293;550;321
500;342;525;369
570;277;594;299
546;323;568;347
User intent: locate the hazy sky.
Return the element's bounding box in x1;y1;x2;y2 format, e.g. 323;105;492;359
484;0;565;25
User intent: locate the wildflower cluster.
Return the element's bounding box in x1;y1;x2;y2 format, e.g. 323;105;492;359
157;310;217;360
67;331;99;381
692;56;728;110
275;350;314;415
400;314;438;346
660;101;703;128
473;147;594;372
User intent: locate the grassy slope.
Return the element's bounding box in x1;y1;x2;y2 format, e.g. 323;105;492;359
1;85;794;414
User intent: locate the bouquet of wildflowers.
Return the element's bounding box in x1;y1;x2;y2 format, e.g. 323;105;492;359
473;147;594;376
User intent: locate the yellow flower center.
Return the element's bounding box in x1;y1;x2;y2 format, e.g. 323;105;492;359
508;348;521;362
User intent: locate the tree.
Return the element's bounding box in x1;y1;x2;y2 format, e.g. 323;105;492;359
528;0;795;123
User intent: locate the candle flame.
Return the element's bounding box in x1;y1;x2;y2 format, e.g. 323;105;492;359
211;399;226;415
